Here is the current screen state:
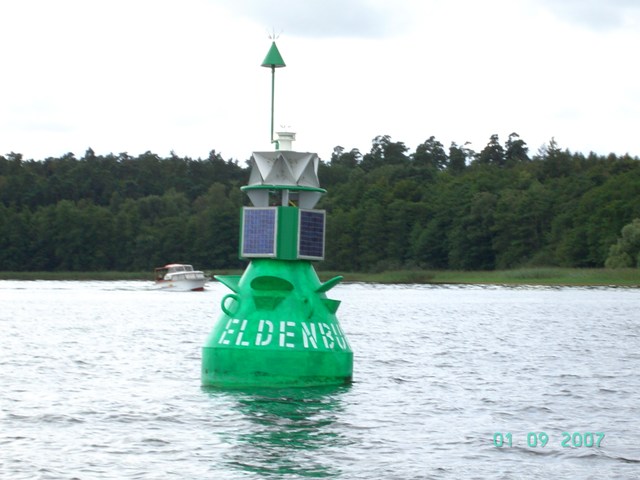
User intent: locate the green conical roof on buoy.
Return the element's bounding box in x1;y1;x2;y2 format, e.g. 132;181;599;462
261;41;286;68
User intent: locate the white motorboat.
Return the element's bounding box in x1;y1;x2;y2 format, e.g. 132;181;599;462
154;264;207;291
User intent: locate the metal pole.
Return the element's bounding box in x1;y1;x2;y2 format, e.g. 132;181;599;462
270;65;275;147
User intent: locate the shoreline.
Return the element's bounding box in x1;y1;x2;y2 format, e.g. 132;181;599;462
0;268;638;287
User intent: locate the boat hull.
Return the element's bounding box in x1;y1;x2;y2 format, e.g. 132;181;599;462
154;279;206;292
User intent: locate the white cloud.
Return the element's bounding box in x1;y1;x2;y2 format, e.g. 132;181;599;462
533;0;640;30
216;0;413;38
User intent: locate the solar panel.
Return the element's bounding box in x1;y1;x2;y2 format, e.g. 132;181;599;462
298;209;325;260
242;208;277;257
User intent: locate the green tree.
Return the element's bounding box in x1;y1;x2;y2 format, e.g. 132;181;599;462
556;169;640;266
361;135;409;171
536;138;574;179
605;218;640;268
410;175;456;268
330;146;361;168
324;208;360;271
413;136;447;170
448;191;497;270
45;200;116;270
190;183;241;269
384;199;420;268
0;204;31;270
357;200;388;271
492;179;553;268
504;132;529;165
448;142;471;174
476;134;505;167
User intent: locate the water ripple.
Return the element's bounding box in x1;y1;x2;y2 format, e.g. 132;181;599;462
1;281;639;478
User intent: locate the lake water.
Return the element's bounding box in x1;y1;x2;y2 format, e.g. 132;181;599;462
1;280;639;479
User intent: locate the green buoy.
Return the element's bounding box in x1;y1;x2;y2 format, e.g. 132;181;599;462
201;42;353;388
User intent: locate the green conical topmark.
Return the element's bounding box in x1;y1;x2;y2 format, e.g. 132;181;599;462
261;41;286;68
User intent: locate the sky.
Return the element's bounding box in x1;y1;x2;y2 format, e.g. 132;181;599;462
1;0;639;163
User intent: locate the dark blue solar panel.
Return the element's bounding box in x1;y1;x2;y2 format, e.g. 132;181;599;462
242;208;277;256
298;210;325;259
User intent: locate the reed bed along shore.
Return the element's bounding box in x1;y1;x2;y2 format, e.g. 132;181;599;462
330;267;640;287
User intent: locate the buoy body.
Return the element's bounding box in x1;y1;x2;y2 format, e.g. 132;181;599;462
202;259;352;387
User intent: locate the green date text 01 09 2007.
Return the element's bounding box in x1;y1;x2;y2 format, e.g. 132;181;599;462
493;432;605;448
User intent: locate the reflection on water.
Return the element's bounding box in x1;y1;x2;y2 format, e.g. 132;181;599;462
203;386;350;478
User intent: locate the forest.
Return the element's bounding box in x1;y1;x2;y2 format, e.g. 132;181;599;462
1;133;639;273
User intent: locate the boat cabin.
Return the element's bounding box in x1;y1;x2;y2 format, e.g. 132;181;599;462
155;264;197;281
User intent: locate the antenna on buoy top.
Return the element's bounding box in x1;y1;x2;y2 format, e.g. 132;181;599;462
261;34;286;150
267;28;282;41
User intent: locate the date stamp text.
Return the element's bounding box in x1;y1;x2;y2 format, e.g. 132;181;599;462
493;432;605;448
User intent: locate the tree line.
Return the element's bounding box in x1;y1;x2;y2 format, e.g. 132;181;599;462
1;133;639;273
